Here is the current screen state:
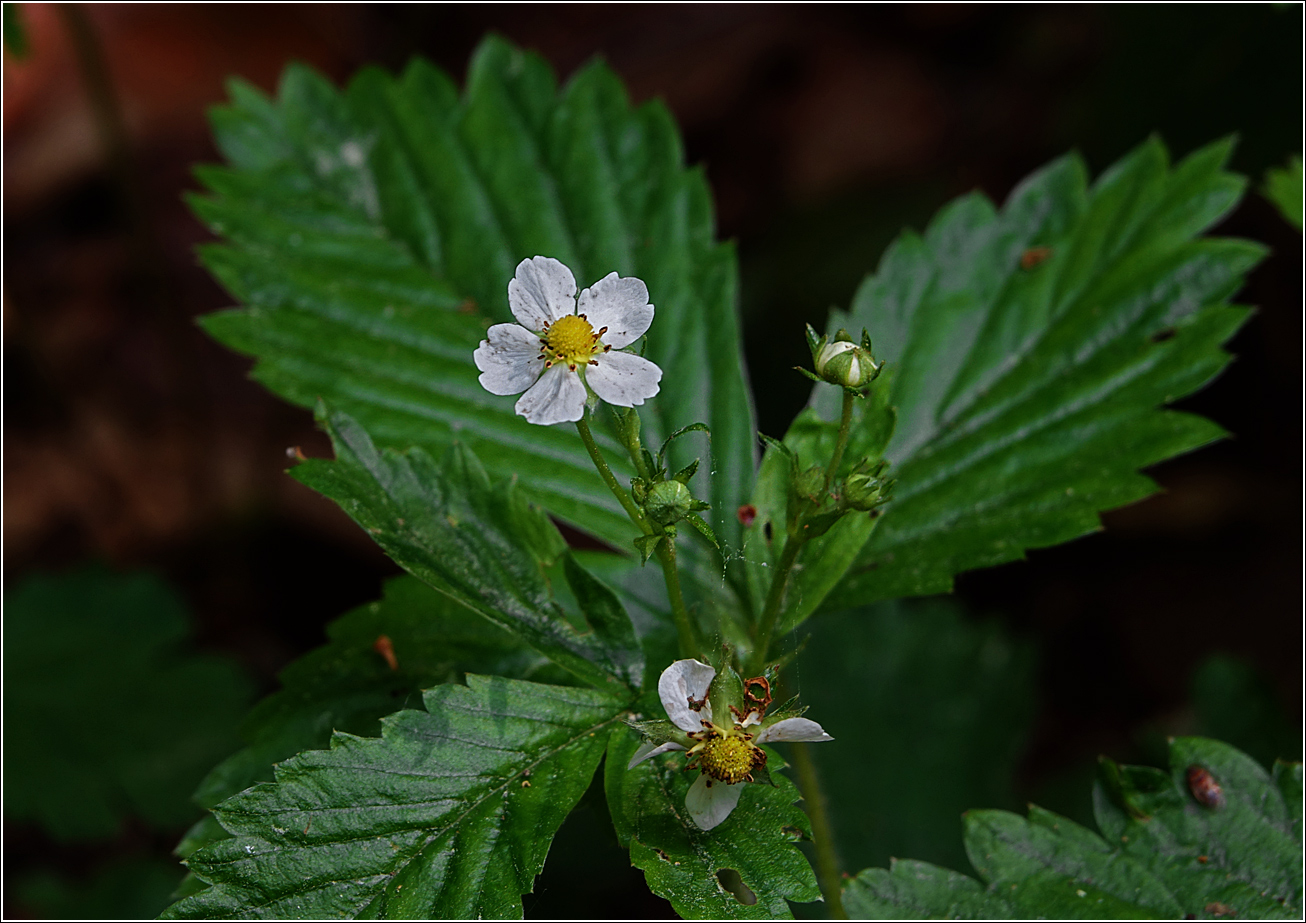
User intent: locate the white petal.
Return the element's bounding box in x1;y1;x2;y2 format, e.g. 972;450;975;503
755;717;834;744
626;740;687;770
514;363;587;426
584;350;662;408
685;773;744;830
474;324;545;396
658;659;717;733
578;272;653;348
508;256;577;331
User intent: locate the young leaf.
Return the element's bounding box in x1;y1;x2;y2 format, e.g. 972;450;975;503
190;37;755;560
604;726;821;918
796;137;1262;613
843;737;1303;920
292;406;642;694
3;567;253;841
163;677;628;919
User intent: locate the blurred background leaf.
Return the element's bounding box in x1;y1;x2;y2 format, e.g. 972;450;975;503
789;598;1036;878
1192;653;1302;772
15;858;182;921
1262;155;1303;230
4;566;254;840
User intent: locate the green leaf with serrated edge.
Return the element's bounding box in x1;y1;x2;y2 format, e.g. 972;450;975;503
843;737;1303;921
162;677;627;919
561;552;644;684
176;574;570;872
3;567;253;841
1093;737;1302;918
1263;154;1303;229
964;806;1181;918
604;723;821;919
291;406;640;694
190;39;756;598
842;861;1015;920
1273;760;1303;845
792;137;1263;613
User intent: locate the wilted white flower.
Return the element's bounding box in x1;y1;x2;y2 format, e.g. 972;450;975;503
474;256;663;425
627;658;834;831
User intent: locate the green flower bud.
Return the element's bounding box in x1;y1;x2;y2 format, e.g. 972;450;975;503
843;460;894;512
801;325;881;391
646;479;695;525
795;464;826;502
815;331;880;390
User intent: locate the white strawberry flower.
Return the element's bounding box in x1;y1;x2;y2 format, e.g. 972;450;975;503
627;659;834;831
474;256;663;425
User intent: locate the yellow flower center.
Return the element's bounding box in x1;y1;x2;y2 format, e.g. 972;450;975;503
541;314;607;369
697;734;763;784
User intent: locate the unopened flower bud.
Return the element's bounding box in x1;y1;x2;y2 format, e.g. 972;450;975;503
646;479;695;525
843;460;894;512
795;465;826;502
815;331;880;390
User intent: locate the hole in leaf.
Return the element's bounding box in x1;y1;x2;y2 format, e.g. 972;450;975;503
763;521;774;543
1149;326;1178;343
716;868;757;905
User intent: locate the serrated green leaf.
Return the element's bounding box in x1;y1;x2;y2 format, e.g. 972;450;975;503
965;806;1181;918
842;860;1014;920
845;737;1303;920
1263;154;1303;229
604;725;821;918
164;677;628;919
291;406;641;694
3;567;253;841
1093;737;1302;918
191;39;755;571
192;574;569;815
804;137;1261;612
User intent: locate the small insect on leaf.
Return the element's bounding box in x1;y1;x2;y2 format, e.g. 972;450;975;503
1020;246;1053;269
1187;764;1225;809
737;504;757;526
373;634;398;671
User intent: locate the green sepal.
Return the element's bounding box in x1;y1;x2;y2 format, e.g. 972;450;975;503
804;322;827;363
707;663;746;719
747;758;778;788
657;422;711;472
683;512;720;549
633;533;665;565
671;457;699;485
627;718;692;748
794;366;824;384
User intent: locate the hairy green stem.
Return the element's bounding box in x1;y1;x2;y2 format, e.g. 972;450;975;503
746;533;804;675
576;410;698;658
656;536;698;659
789;740;847;918
825;390;856;491
576;411;651;533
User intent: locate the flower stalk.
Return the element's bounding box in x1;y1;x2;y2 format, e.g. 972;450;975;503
788;740;847;919
575;409;699;659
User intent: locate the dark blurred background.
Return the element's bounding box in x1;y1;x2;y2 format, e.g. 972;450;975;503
4;4;1301;918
